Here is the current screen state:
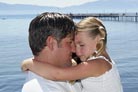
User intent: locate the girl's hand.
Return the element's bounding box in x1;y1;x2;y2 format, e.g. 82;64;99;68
21;58;33;72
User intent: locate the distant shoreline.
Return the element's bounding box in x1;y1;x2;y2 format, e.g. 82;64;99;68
1;12;138;22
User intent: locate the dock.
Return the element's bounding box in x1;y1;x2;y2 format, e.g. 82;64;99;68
66;13;138;22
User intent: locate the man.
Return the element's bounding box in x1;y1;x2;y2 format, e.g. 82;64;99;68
22;12;82;92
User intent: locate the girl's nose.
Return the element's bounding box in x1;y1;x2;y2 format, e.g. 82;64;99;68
71;42;76;53
75;47;81;57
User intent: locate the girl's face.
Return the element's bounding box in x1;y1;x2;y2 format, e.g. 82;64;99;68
74;31;99;62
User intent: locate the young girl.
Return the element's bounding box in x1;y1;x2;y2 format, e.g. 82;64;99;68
22;17;123;92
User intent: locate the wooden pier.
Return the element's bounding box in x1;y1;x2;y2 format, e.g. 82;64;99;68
66;13;138;22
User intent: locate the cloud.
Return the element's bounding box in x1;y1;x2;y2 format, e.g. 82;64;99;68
0;0;98;7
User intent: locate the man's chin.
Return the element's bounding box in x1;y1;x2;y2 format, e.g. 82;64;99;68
64;63;72;67
63;59;72;67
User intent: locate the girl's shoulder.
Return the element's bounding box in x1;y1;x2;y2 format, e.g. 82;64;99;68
87;56;112;65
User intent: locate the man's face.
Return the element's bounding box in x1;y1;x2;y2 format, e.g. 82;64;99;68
54;36;74;67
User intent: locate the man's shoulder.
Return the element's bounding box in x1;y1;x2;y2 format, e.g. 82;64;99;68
22;71;58;92
22;71;44;92
22;78;43;92
25;71;52;83
22;71;68;92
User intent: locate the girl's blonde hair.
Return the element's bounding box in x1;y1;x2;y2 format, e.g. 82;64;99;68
76;17;107;56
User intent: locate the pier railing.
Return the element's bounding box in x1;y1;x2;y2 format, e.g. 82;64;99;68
66;13;138;22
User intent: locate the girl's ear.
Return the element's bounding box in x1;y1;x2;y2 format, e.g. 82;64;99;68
46;36;57;50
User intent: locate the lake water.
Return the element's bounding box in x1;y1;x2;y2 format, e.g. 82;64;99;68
0;15;138;92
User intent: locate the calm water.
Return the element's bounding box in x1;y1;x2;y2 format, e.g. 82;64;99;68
0;15;138;92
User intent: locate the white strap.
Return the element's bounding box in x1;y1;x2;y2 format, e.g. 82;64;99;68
87;56;110;62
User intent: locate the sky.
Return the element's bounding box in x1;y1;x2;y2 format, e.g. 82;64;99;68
0;0;98;7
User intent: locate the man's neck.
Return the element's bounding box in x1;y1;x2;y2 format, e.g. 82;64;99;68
34;54;59;67
34;56;48;63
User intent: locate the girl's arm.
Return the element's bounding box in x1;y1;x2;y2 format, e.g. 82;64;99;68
21;58;111;81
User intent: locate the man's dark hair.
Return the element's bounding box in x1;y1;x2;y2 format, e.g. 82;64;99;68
29;12;76;56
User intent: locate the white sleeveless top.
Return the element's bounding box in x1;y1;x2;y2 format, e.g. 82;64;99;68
81;56;123;92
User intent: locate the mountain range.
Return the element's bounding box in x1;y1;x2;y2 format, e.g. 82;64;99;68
0;0;138;15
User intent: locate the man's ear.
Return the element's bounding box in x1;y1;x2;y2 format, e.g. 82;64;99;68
46;36;57;50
